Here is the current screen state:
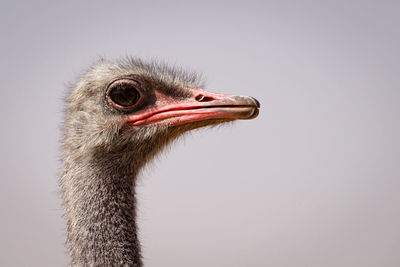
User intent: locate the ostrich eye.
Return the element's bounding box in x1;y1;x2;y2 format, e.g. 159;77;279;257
107;79;140;108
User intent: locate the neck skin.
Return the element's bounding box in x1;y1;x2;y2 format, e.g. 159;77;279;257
62;149;144;267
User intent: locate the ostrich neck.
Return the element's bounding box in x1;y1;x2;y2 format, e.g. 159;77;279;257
63;150;144;267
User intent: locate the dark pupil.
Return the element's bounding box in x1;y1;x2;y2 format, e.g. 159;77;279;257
109;83;139;107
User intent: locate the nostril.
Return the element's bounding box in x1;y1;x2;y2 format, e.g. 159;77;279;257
195;94;215;102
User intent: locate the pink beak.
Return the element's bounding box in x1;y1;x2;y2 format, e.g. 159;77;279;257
126;88;259;127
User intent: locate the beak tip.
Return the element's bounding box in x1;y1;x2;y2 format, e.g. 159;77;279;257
248;106;259;119
251;97;260;108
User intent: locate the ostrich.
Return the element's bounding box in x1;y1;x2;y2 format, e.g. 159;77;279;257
61;58;259;266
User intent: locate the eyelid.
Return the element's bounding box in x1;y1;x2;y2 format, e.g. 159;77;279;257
106;78;144;111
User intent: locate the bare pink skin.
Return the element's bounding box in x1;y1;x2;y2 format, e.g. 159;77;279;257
126;88;259;127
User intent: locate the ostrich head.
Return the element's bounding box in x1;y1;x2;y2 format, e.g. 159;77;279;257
61;58;259;266
64;58;259;168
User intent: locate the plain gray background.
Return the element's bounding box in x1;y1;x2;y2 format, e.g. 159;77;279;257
1;1;399;266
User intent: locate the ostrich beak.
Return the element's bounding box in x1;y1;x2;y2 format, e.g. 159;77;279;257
127;88;260;127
